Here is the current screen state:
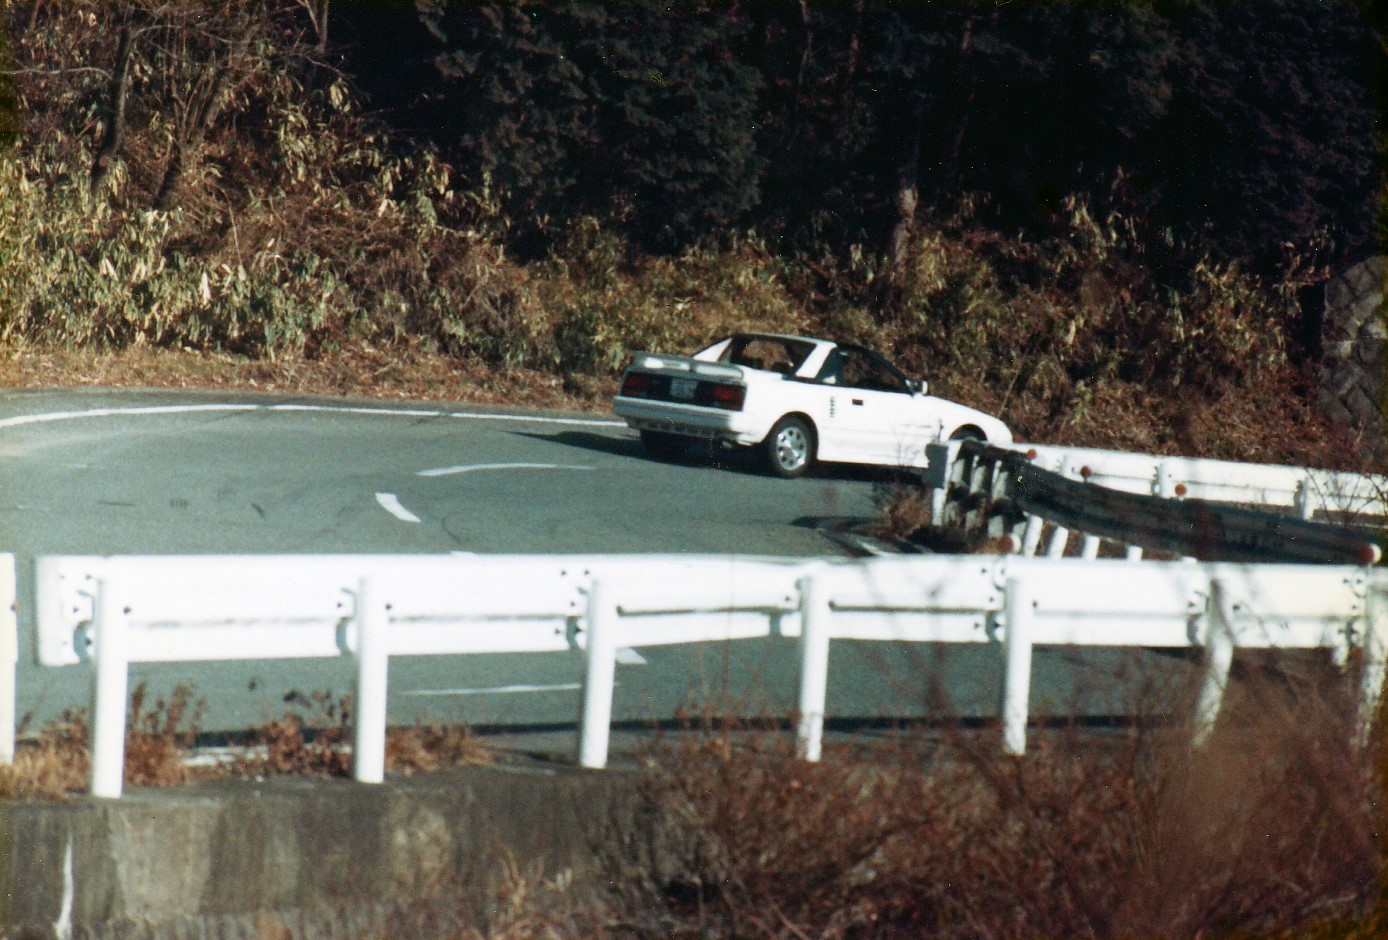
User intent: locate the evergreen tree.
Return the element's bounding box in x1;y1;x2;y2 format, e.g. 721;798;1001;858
1149;0;1379;269
422;0;762;252
0;22;17;148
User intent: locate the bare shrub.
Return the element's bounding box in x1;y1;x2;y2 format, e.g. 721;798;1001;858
124;681;203;787
635;667;1381;938
386;722;495;775
234;688;352;778
0;709;90;801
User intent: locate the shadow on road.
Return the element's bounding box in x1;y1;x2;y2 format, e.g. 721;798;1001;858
518;429;921;484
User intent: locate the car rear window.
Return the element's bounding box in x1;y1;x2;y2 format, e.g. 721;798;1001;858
720;335;815;375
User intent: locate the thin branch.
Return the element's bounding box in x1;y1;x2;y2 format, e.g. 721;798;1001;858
1;66;113;78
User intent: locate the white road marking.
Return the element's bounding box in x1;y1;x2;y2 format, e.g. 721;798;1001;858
418;462;595;478
0;404;257;429
404;682;587;697
0;402;625;430
441;411;623;428
375;492;421;523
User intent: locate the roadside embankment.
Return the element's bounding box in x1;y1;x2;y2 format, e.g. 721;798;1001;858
1;763;654;939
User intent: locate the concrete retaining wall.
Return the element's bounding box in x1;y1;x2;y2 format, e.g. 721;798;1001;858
1320;256;1385;466
0;766;654;939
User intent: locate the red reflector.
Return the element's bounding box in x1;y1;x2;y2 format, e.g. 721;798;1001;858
621;373;653;396
711;384;745;410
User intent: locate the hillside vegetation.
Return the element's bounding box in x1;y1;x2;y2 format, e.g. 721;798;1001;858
0;1;1379;468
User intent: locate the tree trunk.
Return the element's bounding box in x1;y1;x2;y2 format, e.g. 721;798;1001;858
24;1;45;35
878;94;926;315
90;23;134;193
940;13;984;193
154;54;233;210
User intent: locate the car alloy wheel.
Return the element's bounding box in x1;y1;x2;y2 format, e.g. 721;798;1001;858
764;416;814;478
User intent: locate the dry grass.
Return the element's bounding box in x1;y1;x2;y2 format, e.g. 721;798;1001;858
0;672;1382;937
3;687;495;799
620;665;1383;939
0;339;606;412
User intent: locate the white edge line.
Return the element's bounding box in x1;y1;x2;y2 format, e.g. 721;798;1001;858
404;682;587;697
615;647;648;665
0;404;257;430
375;492;421;523
0;402;626;430
418;462;596;478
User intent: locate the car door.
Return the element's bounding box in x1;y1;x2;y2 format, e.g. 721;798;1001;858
813;348;926;465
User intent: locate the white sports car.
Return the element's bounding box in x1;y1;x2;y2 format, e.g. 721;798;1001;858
612;333;1012;477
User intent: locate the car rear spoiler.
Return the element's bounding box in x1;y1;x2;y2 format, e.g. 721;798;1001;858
628;352;745;381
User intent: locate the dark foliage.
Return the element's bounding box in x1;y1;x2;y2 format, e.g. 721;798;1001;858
412;0;763;254
0;27;15;148
339;0;1379;275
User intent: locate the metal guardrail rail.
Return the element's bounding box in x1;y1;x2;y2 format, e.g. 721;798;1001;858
1010;442;1387;522
26;551;1388;798
927;440;1384;565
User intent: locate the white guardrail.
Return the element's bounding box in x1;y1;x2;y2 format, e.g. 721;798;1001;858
29;552;1388;799
926;441;1388;524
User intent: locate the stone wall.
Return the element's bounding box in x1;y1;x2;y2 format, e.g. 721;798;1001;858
1319;256;1385;466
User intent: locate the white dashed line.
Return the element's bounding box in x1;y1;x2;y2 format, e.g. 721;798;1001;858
375;492;421;523
417;462;595;478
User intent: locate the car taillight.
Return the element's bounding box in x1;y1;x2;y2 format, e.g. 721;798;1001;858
620;372;653;397
710;384;745;411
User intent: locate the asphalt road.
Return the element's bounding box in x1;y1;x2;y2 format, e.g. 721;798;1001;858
0;388;1172;741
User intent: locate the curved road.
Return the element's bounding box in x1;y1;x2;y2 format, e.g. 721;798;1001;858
0;388;1159;740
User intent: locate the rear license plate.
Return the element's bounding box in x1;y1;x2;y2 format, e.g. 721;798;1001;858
669;378;697;400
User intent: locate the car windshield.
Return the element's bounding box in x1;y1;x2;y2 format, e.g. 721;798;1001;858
717;335;816;375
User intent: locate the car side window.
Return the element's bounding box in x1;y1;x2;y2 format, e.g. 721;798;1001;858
818;348;907;393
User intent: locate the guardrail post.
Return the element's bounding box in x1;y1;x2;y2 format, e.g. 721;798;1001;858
352;578;389;785
0;555;15;765
1356;584;1388;748
1155;461;1172;498
797;571;832;762
91;579;131;799
1294;478;1315;522
1001;577;1034;756
1080;535;1101;560
930;485;946;526
578;578;617;769
1045;525;1070;558
1193;579;1235;748
1020;516;1044;556
940;443;970;528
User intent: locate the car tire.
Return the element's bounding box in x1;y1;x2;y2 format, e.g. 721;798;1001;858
762;416;815;478
949;426;986;442
640;430;687;461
